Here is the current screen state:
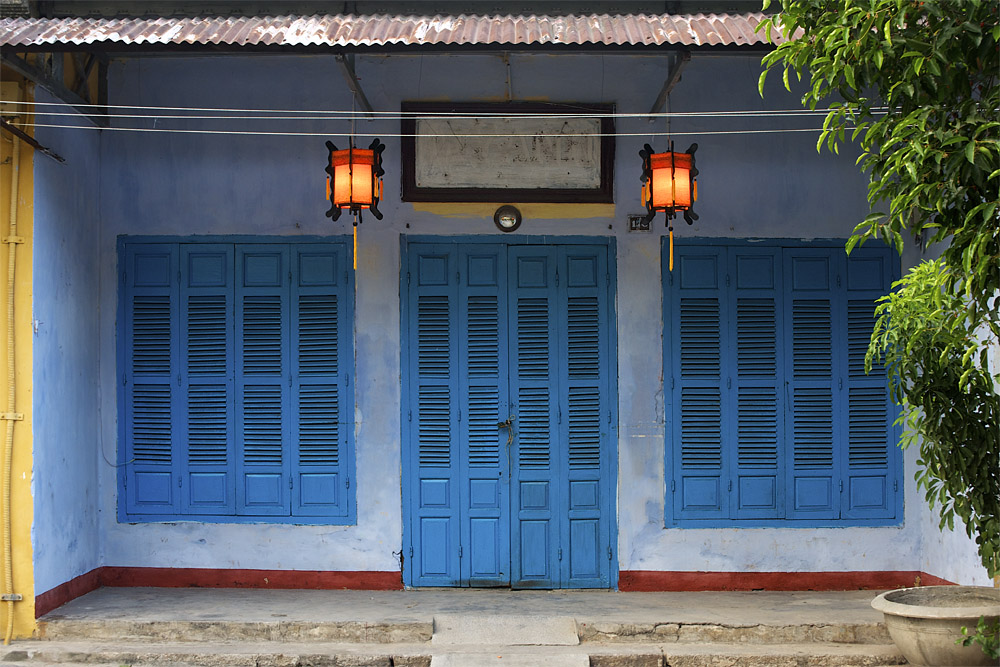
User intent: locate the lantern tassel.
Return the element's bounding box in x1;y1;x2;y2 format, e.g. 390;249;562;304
669;226;674;272
353;221;358;271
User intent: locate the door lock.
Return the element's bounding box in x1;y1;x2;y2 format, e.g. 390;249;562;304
497;415;516;447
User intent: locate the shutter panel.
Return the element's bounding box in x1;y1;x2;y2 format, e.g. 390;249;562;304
784;249;839;520
180;245;235;514
509;246;559;588
560;246;610;588
730;248;783;519
667;246;728;522
291;244;352;518
458;245;509;586
843;246;897;519
408;244;461;586
123;244;180;515
236;245;291;515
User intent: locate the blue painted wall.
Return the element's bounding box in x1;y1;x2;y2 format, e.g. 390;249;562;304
32;89;103;594
26;51;990;587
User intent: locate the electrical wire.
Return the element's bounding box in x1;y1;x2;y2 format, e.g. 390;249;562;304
0;98;885;120
9;122;841;138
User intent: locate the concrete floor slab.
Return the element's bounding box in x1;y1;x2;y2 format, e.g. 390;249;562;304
432;614;579;645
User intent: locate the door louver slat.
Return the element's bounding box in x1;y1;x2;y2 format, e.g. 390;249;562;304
568;387;600;469
467;296;499;377
849;387;888;467
468;386;500;467
518;387;550;468
567;297;600;378
418;385;451;467
517;298;549;379
418;296;450;377
737;298;776;376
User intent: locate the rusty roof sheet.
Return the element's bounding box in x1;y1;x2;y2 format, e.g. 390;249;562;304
0;13;789;49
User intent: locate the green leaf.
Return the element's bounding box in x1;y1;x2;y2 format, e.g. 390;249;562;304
965;141;976;164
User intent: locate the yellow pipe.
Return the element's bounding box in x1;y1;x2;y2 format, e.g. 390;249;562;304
3;92;20;645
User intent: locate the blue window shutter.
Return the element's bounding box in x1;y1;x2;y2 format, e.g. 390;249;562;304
783;249;840;520
509;246;559;588
730;248;783;519
123;244;181;515
842;245;897;519
407;244;461;586
180;244;236;515
290;244;352;518
236;244;291;515
667;246;729;521
458;245;509;586
559;246;611;588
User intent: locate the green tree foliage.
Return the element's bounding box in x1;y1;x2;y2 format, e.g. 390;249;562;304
758;0;999;578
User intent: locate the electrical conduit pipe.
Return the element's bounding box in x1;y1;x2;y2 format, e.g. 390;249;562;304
2;86;21;645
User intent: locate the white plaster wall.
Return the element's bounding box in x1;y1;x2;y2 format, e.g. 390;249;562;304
72;51;989;584
32;90;103;593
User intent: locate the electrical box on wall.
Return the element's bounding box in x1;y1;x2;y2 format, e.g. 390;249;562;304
628;214;651;232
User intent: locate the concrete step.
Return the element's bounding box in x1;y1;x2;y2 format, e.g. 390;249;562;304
36;615;891;646
1;639;907;667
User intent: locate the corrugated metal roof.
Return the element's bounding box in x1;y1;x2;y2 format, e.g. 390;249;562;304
0;13;789;49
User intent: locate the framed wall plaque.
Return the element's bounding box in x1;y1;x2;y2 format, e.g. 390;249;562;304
401;102;615;203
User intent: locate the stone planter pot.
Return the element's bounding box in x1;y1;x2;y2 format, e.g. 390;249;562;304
871;585;1000;666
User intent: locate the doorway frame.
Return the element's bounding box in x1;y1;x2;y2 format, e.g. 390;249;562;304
399;234;620;588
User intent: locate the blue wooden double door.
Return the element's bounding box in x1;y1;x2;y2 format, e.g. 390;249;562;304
404;242;616;589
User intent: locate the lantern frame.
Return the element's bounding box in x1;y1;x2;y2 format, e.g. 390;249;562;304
325;138;386;222
639;141;699;226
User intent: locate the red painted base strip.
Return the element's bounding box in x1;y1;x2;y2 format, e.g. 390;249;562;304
35;568;102;618
37;567;402;617
100;567;404;591
619;570;956;591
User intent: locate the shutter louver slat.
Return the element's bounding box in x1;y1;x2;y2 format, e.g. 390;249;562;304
243;385;283;465
737;298;776;377
849;387;889;467
680;387;722;468
418;386;451;467
132;296;172;373
848;300;883;378
298;385;339;466
568;387;600;469
737;387;778;467
132;385;172;463
792;300;832;377
468;386;500;467
680;299;720;377
243;295;282;374
518;387;550;468
188;384;227;464
792;388;834;468
298;294;338;375
187;295;227;374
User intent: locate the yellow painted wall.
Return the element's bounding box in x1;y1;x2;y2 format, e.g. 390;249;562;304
0;77;37;638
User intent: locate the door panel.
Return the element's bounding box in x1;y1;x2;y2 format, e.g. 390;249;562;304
404;241;614;589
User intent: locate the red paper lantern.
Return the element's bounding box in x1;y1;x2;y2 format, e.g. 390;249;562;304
325;139;385;222
639;142;699;225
